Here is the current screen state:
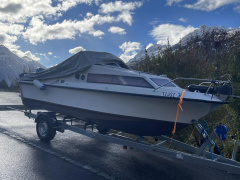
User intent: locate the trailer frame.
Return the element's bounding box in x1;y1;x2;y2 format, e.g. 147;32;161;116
21;109;240;175
1;105;239;175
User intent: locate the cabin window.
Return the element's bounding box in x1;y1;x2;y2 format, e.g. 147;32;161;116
87;74;153;88
151;78;176;87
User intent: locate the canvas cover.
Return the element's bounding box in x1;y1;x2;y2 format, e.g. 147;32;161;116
21;51;129;80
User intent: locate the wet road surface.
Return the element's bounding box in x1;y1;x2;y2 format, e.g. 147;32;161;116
0;91;239;180
0;133;104;180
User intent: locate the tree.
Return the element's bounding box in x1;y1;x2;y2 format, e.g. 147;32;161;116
133;29;240;160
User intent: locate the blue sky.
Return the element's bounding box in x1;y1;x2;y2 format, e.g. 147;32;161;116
1;0;240;67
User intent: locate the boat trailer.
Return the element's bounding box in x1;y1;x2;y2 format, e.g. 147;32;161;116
22;109;239;175
1;105;240;175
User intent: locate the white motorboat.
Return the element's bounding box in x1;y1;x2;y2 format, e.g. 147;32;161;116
19;51;233;136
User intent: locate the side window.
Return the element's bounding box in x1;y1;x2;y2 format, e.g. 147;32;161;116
151;78;176;87
87;74;113;84
87;74;153;88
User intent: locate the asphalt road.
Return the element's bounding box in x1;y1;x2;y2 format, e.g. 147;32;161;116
0;91;239;180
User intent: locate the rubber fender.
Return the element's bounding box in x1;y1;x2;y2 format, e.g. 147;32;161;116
33;79;45;90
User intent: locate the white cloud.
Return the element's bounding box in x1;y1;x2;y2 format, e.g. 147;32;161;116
184;0;239;11
119;41;141;63
0;0;99;23
37;52;49;60
0;22;24;50
234;5;240;12
0;3;22;13
0;0;143;57
23;8;144;44
116;11;134;26
11;49;40;61
0;22;24;35
0;33;18;49
108;26;126;35
100;1;143;26
166;0;240;11
48;52;53;55
91;30;105;37
150;24;196;45
69;46;86;54
23;16;76;44
146;43;154;50
23;51;41;61
22;14;115;44
119;42;141;54
166;0;183;6
179;17;188;22
0;28;40;61
100;1;143;14
86;12;93;17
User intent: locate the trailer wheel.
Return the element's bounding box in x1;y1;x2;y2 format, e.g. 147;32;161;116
96;125;110;134
36;115;56;141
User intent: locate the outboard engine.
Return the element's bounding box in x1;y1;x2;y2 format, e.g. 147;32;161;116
215;85;233;95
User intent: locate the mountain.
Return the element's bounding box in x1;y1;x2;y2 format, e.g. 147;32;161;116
128;25;240;64
0;45;45;88
128;44;167;65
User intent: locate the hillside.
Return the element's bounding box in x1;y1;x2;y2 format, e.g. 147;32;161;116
129;25;240;64
0;45;45;88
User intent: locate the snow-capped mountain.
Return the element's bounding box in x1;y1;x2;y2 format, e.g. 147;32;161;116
179;25;225;46
0;45;45;88
128;26;240;64
128;44;167;65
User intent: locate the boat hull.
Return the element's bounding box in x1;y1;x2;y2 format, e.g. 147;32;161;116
22;97;188;135
19;82;223;136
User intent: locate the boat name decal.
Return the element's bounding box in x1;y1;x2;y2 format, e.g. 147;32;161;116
162;92;181;97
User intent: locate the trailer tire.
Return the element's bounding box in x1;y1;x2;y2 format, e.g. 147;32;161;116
36;115;56;141
96;125;110;134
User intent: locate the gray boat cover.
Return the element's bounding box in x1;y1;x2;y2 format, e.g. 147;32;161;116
21;51;129;80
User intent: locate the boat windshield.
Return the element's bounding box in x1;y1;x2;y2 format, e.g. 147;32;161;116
106;63;122;68
151;78;176;87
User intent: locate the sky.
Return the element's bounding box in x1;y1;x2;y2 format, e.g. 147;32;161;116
1;0;240;67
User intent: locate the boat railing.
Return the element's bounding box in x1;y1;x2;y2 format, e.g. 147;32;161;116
154;77;231;92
